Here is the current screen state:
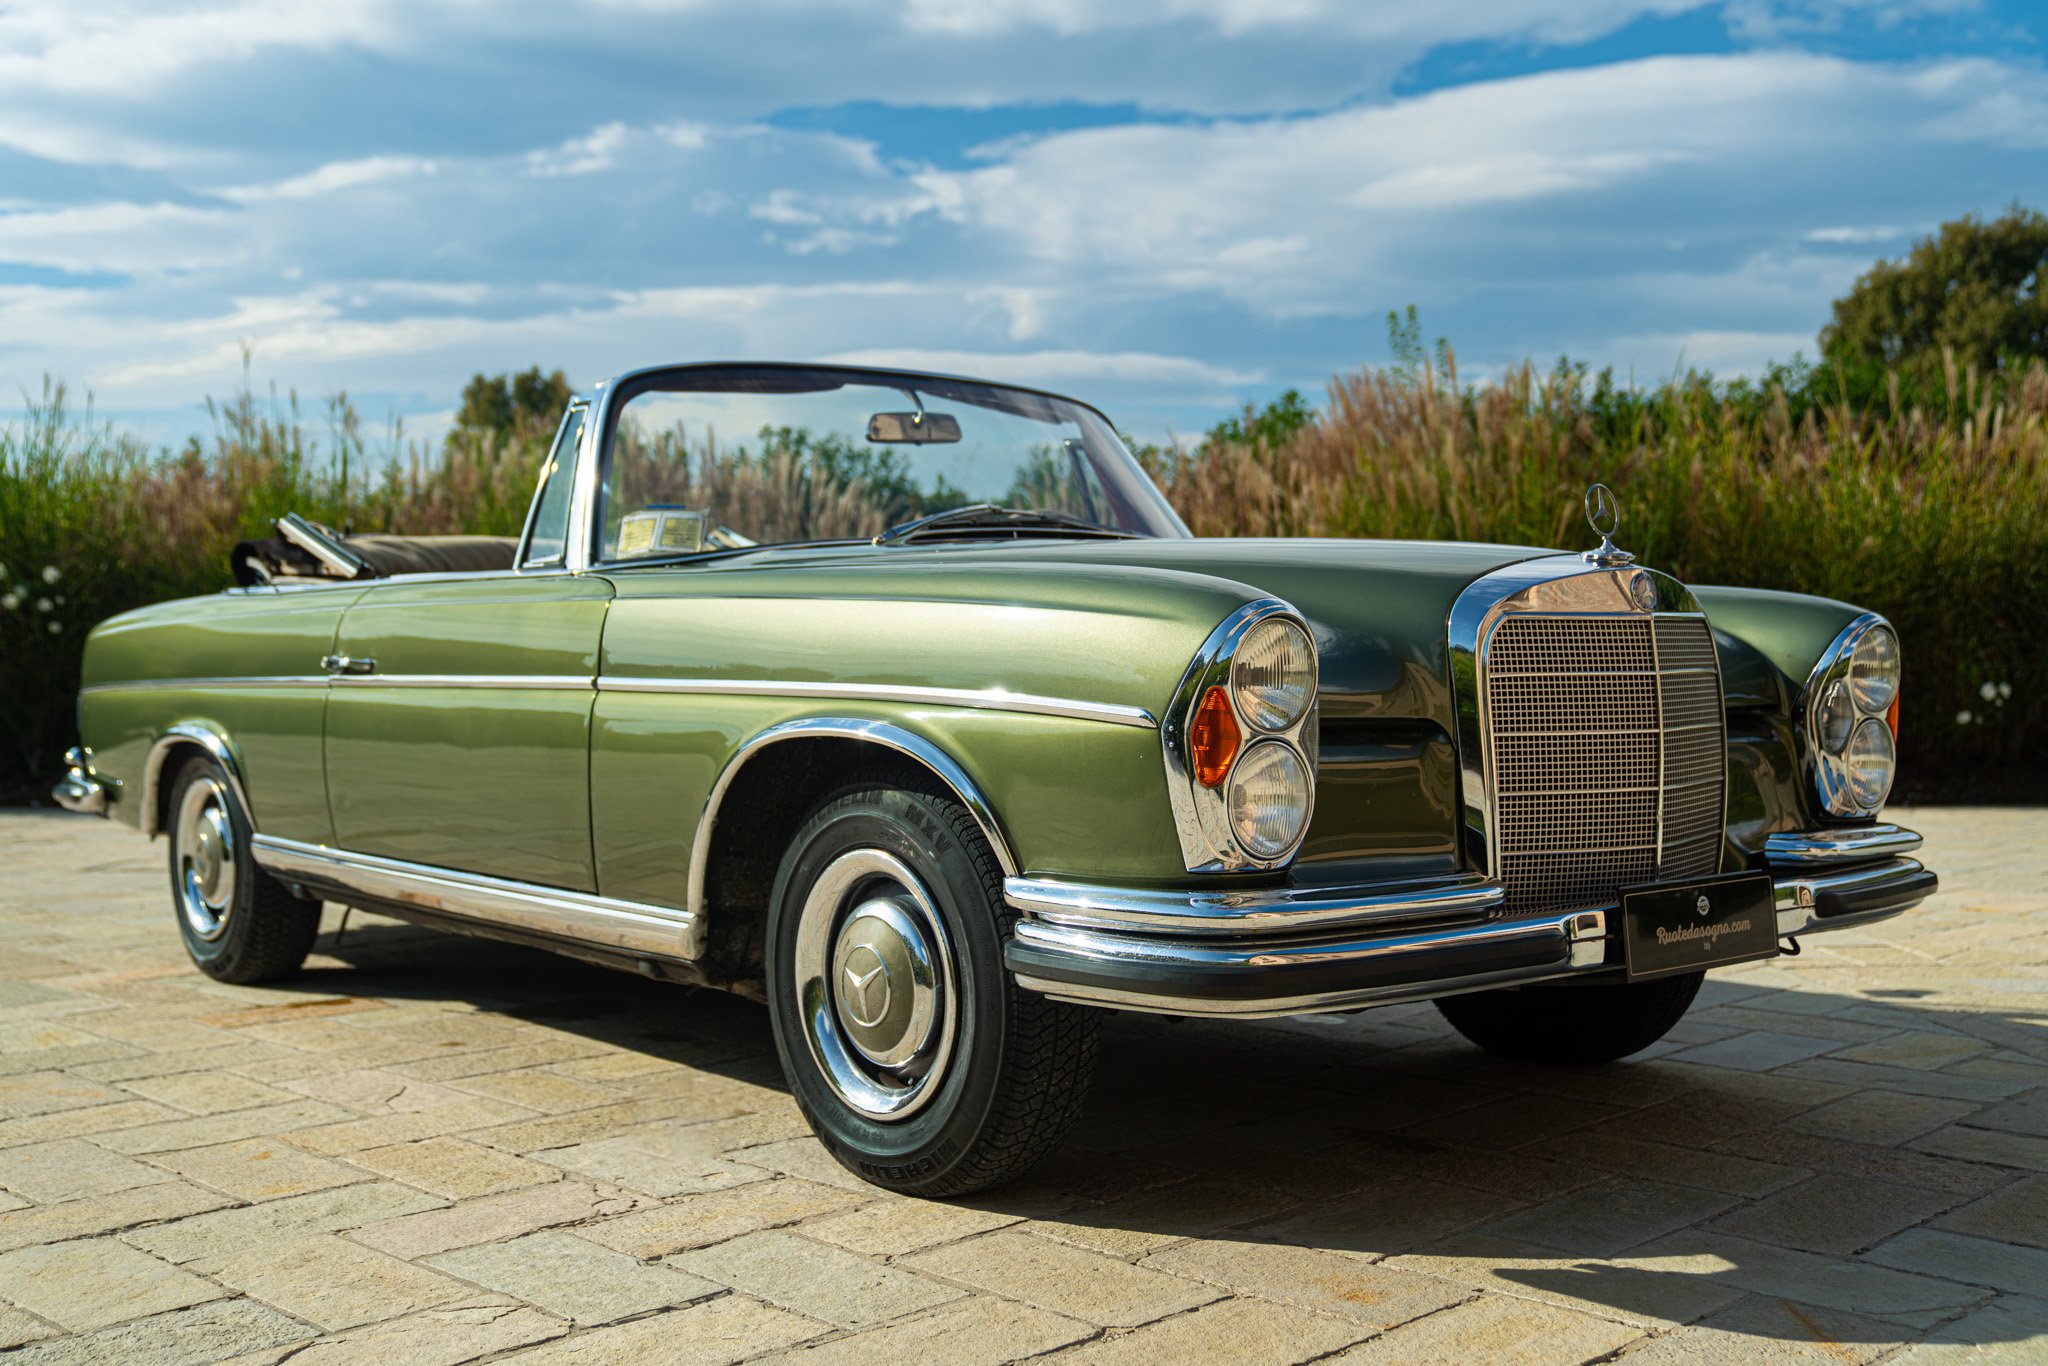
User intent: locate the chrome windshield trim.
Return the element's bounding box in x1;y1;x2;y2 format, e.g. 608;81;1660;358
1765;823;1922;868
596;677;1154;728
251;834;702;961
1005;873;1502;937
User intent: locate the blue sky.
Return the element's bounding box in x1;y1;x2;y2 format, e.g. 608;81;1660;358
1;1;2043;449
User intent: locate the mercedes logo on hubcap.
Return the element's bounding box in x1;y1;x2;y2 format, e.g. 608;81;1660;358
840;944;892;1029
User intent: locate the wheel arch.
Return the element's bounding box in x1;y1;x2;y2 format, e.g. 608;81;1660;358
687;718;1018;975
142;722;252;838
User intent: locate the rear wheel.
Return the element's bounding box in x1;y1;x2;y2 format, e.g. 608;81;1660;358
765;769;1098;1196
1433;971;1703;1065
166;756;320;984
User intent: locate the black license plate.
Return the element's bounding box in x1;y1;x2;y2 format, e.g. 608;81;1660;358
1621;872;1778;982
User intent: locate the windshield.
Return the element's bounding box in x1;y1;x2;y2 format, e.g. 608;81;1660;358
594;365;1187;560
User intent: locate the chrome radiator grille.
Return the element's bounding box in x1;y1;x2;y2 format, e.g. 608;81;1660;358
1484;613;1726;915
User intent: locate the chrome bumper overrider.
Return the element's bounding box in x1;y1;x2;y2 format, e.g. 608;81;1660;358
1004;839;1936;1018
51;748;110;816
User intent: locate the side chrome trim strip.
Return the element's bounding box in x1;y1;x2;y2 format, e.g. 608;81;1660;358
330;674;594;691
1765;823;1922;868
142;724;252;837
688;718;1020;927
1004;873;1502;937
83;677;329;695
251;835;700;962
596;677;1154;728
84;674;1147;725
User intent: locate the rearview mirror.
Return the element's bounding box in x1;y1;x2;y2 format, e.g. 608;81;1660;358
867;411;962;444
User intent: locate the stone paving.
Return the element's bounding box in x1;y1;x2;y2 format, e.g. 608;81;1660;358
0;806;2044;1364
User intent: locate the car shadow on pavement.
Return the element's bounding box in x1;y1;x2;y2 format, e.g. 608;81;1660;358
303;915;2047;1355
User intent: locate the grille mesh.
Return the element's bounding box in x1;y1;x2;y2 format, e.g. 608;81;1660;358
1485;613;1726;915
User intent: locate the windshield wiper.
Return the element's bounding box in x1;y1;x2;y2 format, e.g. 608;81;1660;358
873;504;1142;546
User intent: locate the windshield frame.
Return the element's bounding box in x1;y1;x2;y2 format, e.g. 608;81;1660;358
565;361;1191;571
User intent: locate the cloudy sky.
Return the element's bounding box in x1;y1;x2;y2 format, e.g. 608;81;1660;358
1;0;2042;447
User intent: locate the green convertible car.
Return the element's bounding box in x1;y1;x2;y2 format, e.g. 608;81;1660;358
56;362;1936;1194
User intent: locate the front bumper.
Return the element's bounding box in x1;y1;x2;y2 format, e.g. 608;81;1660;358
1005;831;1936;1018
51;748;110;816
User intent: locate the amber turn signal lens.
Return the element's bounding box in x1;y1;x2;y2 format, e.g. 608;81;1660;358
1887;692;1900;738
1190;685;1242;788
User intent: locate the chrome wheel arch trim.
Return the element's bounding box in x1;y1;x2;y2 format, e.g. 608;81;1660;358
142;723;253;838
687;717;1020;928
1445;553;1713;879
1159;597;1320;873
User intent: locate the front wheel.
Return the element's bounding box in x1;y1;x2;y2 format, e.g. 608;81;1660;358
1433;971;1703;1065
165;755;320;984
765;770;1098;1196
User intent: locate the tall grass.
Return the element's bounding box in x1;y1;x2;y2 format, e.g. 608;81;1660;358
1150;352;2048;798
0;381;547;796
4;353;2043;801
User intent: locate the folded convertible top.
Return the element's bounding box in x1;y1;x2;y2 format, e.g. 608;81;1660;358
231;529;519;586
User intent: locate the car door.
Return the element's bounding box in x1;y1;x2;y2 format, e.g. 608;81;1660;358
321;571;611;891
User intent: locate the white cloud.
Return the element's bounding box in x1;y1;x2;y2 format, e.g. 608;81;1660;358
1805;224;1902;243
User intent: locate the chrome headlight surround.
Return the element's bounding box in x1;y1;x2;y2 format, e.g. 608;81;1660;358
1161;599;1319;872
1802;612;1901;819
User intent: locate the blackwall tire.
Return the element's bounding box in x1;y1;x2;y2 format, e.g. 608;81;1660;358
765;771;1098;1196
165;755;320;985
1433;971;1704;1065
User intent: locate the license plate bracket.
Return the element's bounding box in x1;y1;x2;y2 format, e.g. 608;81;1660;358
1621;872;1778;982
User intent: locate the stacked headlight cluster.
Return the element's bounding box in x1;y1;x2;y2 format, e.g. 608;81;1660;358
1181;614;1319;865
1807;616;1901;817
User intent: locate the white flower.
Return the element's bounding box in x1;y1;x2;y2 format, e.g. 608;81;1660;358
46;621;60;635
2000;682;2013;699
1956;709;1973;725
1979;682;1997;701
0;591;17;611
39;565;59;585
33;596;52;613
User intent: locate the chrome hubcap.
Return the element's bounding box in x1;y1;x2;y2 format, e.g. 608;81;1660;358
795;849;957;1120
175;778;236;942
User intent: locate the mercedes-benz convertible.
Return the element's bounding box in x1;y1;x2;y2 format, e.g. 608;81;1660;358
55;362;1937;1194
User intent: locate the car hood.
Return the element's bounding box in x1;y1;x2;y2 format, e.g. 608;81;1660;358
945;536;1784;725
999;538;1536;721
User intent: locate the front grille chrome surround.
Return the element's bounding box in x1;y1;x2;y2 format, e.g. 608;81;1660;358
1449;557;1727;918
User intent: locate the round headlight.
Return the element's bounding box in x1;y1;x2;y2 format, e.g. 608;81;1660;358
1226;741;1311;859
1843;716;1896;811
1848;625;1900;714
1231;619;1315;732
1816;680;1857;754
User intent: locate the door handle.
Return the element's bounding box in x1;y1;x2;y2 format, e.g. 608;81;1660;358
320;654;377;676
